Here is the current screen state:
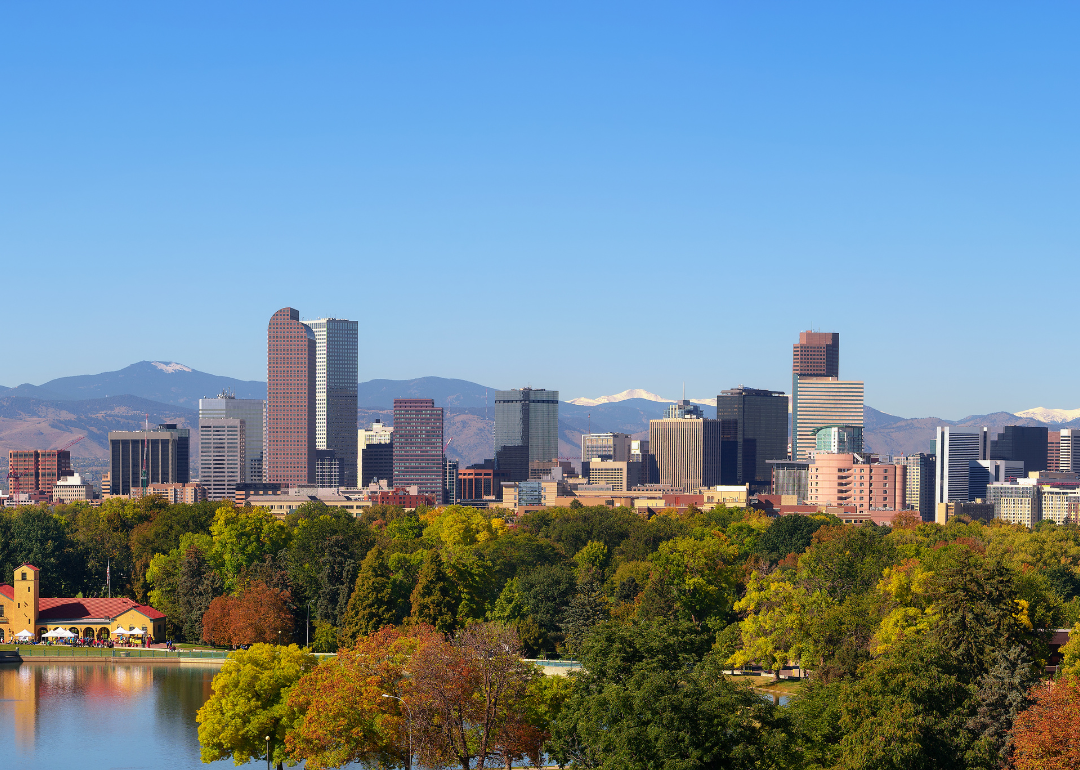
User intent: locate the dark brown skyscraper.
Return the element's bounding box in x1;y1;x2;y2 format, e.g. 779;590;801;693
792;331;839;377
392;398;444;498
266;307;316;485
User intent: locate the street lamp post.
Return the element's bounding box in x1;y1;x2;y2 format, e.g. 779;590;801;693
265;735;271;770
381;693;413;770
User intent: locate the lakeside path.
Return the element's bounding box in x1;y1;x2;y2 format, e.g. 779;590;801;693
0;644;229;665
0;647;585;671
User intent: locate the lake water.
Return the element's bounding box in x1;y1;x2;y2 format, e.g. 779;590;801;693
0;661;261;769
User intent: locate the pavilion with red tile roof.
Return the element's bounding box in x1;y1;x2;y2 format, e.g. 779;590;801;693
0;564;166;643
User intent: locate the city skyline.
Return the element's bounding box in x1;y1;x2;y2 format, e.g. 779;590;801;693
3;4;1079;419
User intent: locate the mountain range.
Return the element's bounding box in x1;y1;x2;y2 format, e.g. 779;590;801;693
0;361;265;407
3;363;1080;474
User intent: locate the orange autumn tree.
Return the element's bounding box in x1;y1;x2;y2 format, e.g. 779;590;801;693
286;622;546;770
201;580;294;647
409;622;544;770
1009;675;1080;770
287;624;437;770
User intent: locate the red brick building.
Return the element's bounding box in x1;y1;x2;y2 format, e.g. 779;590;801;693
265;307;316;485
8;450;72;499
371;487;438;508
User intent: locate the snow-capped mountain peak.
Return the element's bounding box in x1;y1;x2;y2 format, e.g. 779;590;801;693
151;362;193;374
1015;407;1080;424
567;389;716;408
568;389;673;406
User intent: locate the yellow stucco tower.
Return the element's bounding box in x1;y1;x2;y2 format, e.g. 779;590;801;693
11;565;39;634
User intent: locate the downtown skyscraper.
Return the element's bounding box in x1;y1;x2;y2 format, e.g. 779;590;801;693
392;398;445;498
493;388;560;482
790;331;864;461
716;387;788;491
307;317;359;487
265;307;316;485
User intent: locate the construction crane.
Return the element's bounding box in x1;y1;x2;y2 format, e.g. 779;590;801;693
51;436;85;452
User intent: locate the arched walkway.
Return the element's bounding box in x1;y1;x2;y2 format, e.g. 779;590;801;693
97;627;111;641
83;628;95;641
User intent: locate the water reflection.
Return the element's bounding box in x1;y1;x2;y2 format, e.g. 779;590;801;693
0;662;243;769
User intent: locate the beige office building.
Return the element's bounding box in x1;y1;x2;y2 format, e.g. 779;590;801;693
791;378;864;461
51;473;95;503
648;418;720;493
987;481;1040;528
1040;486;1080;525
587;460;642;492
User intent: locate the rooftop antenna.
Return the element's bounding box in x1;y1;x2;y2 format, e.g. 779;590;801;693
682;382;685;402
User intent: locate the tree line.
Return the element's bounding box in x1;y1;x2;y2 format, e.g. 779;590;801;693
5;497;1080;767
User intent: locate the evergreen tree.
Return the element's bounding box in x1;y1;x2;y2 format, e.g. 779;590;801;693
561;580;609;656
314;534;359;627
410;549;460;633
965;644;1039;768
338;546;396;648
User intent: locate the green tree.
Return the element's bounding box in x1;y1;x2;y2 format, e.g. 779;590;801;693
410;549;460;633
754;513;832;563
285;503;371;616
835;641;975;770
561;580;610;657
1060;619;1080;676
312;535;360;627
196;643;317;769
964;644;1039;768
573;540;609;583
210;502;291;589
6;505;84;596
928;550;1032;678
645;535;738;625
517;562;576;652
731;571;836;678
129;499;216;600
549;618;790;770
338;545;397;648
147;533;222;641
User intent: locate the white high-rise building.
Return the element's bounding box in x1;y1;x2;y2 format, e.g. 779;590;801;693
199;392;265;483
358;419;394;487
199;418;245;501
934;426;989;504
307;318;359;487
1060;429;1080;473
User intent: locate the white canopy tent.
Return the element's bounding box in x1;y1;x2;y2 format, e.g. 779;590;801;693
127;628;144;635
112;627;128;635
14;629;33;638
43;628;74;638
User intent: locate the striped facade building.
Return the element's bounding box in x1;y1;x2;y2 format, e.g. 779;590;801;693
648;418;721;493
790;378;864;462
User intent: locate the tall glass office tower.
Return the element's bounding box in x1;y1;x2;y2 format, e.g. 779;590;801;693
307;318;358;487
493;388;560;481
199;391;265;484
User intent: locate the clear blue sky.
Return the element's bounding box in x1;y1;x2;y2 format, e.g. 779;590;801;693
2;2;1077;419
